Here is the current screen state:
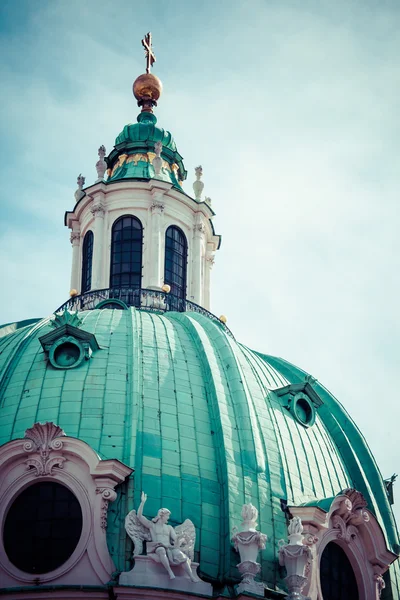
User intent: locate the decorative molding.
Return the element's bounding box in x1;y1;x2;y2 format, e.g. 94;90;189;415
194;223;206;234
96;488;118;530
331;490;370;544
90;204;105;217
150;201;165;213
70;231;80;245
23;423;66;477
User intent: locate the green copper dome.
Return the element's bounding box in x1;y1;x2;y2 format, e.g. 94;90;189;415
0;308;399;594
115;112;177;151
107;112;187;189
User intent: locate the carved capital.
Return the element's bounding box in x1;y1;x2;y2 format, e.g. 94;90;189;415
90;204;105;217
206;254;215;268
194;223;206;235
70;231;80;245
150;201;165;213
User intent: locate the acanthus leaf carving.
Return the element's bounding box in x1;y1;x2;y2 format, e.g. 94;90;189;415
331;491;370;544
96;487;118;530
23;422;66;476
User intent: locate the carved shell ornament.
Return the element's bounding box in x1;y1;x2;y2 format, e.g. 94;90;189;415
23;422;66;476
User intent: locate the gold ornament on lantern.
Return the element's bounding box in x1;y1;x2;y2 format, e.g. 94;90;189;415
70;289;78;297
162;284;171;294
219;315;227;324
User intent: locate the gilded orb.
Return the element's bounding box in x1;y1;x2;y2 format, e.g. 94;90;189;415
69;289;78;297
219;315;227;324
133;73;163;102
162;284;171;294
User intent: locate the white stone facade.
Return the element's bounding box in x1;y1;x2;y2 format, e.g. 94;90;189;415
65;179;219;310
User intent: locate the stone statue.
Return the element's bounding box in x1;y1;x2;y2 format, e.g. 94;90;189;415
125;491;199;582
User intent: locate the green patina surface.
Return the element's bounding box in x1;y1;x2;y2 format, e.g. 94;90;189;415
0;308;399;596
108;112;186;189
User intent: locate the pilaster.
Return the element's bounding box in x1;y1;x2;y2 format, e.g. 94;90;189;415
148;200;165;290
70;227;81;292
90;202;106;290
192;220;206;305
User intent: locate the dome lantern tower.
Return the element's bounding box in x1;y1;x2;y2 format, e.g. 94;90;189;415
64;34;220;314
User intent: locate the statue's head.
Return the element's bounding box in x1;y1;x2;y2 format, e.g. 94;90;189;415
152;508;171;524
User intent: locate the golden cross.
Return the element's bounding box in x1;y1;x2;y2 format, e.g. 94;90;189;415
142;32;156;74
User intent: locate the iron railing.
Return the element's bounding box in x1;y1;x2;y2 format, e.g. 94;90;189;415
55;287;234;338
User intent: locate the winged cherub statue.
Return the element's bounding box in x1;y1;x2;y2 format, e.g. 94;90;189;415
125;491;199;582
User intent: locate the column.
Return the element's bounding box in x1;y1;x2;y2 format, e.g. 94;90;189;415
148;201;165;290
90;204;105;290
192;222;205;306
70;230;81;292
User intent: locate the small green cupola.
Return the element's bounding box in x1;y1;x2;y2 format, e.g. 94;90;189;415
106;112;187;189
105;42;187;190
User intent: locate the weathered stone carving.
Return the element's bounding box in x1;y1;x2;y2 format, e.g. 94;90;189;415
193;165;204;200
96;145;107;181
23;422;66;476
152;141;163;175
278;517;312;600
231;503;267;596
96;487;118;530
74;173;85;202
120;491;211;593
331;489;370;544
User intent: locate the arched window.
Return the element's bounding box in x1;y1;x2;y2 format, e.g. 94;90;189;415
320;542;359;600
81;230;94;293
164;226;188;300
110;215;143;289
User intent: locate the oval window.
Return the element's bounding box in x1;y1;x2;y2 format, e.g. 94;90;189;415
290;394;316;427
4;482;83;574
54;341;81;367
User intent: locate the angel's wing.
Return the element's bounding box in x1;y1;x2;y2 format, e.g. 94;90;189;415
175;519;196;560
125;509;152;556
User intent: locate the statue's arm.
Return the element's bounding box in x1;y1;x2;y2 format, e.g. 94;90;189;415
137;491;152;530
170;525;177;545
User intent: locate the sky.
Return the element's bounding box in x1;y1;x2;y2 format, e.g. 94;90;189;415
0;0;399;521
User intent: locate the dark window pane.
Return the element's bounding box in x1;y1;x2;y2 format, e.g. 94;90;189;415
4;482;82;574
110;216;143;289
164;226;187;300
320;542;359;600
81;230;94;293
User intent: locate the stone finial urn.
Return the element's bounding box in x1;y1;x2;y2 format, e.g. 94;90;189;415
193;165;204;200
96;145;107;181
152;141;163;176
278;517;312;600
75;174;86;202
231;503;267;596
